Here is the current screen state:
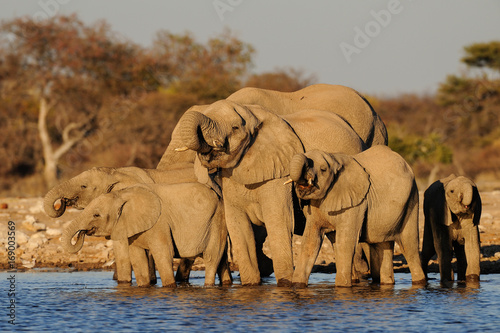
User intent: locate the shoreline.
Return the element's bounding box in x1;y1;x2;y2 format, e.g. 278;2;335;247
1;191;499;275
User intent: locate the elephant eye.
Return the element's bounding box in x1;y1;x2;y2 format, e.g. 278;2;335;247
450;190;454;193
93;213;100;218
81;185;87;189
320;166;327;172
232;125;239;131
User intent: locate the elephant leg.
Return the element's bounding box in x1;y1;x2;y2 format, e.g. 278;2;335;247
261;210;294;287
225;206;260;286
292;219;324;288
147;250;157;285
113;240;132;284
454;242;467;281
175;258;194;283
369;243;381;283
420;218;436;280
398;200;426;285
128;245;151;287
434;228;454;282
374;242;395;285
217;248;233;286
353;242;370;282
464;227;480;282
253;225;274;277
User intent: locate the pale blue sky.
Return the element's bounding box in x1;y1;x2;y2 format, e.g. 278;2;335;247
1;0;499;96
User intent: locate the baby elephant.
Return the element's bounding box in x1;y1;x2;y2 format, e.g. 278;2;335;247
288;146;426;287
62;182;231;287
421;174;482;283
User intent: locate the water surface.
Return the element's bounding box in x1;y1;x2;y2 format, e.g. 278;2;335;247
2;271;500;332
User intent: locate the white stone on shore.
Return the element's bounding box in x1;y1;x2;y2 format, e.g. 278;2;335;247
22;215;47;232
28;200;44;214
26;233;48;251
45;227;62;237
16;230;30;246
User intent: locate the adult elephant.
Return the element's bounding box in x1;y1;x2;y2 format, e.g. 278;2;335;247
174;100;366;286
157;84;387;170
421;174;482;283
226;84;387;147
156;84;387;282
44;166;202;284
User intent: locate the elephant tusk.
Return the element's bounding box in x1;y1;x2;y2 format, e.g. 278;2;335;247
175;147;189;152
283;179;293;185
308;178;313;186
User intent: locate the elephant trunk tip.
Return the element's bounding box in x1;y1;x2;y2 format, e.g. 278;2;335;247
44;198;66;218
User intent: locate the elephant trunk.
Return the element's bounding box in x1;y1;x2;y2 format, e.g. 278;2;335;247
462;185;474;208
289;154;308;182
177;111;224;153
43;179;74;218
61;218;87;254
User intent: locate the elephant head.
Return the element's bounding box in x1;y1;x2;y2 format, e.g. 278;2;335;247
289;150;370;212
442;174;482;226
61;186;161;253
176;100;304;185
44;167;155;218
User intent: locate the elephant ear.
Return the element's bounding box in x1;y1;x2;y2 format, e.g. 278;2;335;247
194;158;222;197
111;186;161;241
323;155;370;213
472;185;482;226
230;105;305;185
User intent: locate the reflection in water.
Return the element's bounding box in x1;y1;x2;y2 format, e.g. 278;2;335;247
2;271;499;332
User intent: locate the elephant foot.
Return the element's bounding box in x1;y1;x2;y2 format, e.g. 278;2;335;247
221;279;233;286
277;279;292;287
292;282;308;289
466;274;480;282
116;280;132;285
411;278;427;286
150;278;157;286
161;282;177;288
242;282;261;287
379;281;396;286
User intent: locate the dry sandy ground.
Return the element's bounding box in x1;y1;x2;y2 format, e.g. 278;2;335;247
1;191;500;276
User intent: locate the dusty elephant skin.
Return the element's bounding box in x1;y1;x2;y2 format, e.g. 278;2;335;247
173;96;379;286
44;166;199;284
155;84;388;286
288;146;427;287
61;183;231;287
421;174;482;283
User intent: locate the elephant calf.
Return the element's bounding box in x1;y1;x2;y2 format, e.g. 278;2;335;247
421;174;482;283
62;183;231;287
288;146;426;287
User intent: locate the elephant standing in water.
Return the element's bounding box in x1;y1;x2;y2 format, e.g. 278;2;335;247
62;183;231;287
155;84;387;285
44;166;210;284
174;99;368;286
421;174;482;283
288;147;426;287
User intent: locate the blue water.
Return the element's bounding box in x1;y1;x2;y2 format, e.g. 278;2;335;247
1;270;500;332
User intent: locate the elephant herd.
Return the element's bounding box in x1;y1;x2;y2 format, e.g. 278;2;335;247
44;84;483;288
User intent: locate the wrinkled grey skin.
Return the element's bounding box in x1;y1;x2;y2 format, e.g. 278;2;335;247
289;146;426;287
62;183;231;287
156;84;387;283
44;166;199;284
421;174;482;283
174;99;368;286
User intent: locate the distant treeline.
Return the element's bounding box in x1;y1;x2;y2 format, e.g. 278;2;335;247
0;14;498;195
